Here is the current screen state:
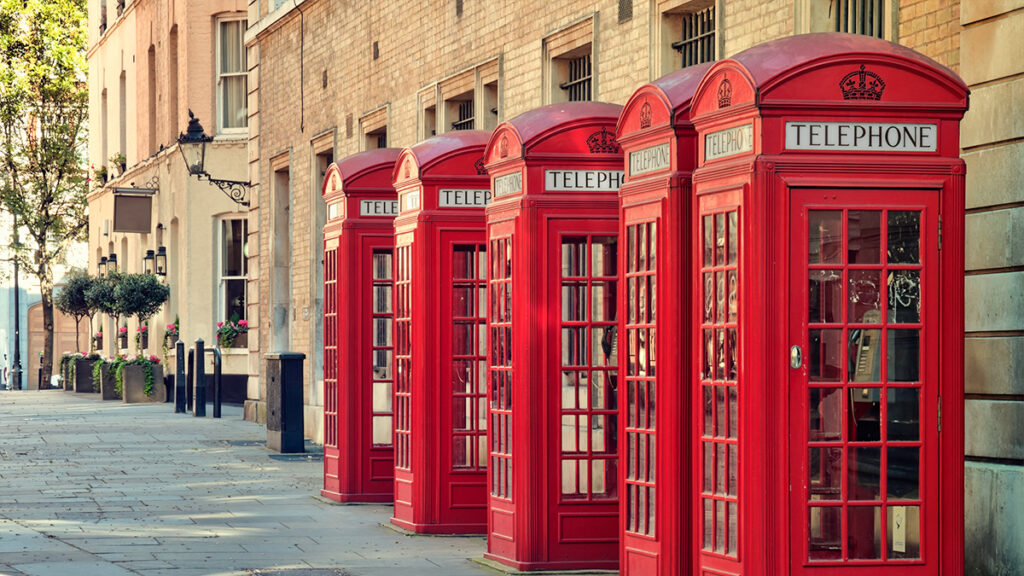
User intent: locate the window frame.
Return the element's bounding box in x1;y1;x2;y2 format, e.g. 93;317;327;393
215;16;249;135
217;216;249;325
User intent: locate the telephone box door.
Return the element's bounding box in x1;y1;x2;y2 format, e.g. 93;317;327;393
790;189;940;574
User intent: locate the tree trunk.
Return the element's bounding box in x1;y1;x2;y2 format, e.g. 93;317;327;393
39;276;55;389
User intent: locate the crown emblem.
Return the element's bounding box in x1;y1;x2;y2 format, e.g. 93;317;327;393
586;127;620;154
639;100;652;129
499;136;509;158
840;65;885;100
475;157;487;175
717;77;732;108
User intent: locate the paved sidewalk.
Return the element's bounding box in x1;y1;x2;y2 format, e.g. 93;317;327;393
0;391;490;576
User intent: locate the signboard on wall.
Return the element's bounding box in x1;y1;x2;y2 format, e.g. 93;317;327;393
112;195;153;233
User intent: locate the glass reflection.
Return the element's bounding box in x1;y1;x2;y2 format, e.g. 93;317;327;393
888;270;921;323
888;211;920;264
809;329;842;381
808;446;842;501
809;387;842;441
887;387;920;441
561;238;587;277
592;236;617;276
849;387;881;442
887;329;920;382
809;211;842;264
848;210;881;264
887;446;920;499
848;269;881;324
847;506;881;559
848;328;881;382
809;507;842;560
848;447;881;500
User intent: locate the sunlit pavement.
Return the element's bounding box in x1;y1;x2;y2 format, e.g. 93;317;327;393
0;390;490;576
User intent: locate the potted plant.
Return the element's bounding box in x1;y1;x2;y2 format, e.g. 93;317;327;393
60;353;76;391
93;327;103;351
118;323;129;349
117;354;165;403
135;324;148;352
93;356;120;400
114;273;170;399
163;316;180;362
85;271;118;355
216;318;249;348
55;270;94;354
94;165;107;184
109;152;126;176
70;351;102;393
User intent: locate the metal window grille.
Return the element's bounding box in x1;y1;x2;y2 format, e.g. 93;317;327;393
376;132;387;149
452;99;474;131
834;0;885;39
618;0;633;23
672;7;716;68
560;54;592;102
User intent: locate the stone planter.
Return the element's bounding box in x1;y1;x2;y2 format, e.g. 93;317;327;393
61;357;74;391
122;364;165;403
97;363;118;400
74;357;98;393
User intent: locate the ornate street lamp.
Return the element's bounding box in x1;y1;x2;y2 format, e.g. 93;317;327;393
177;110;250;206
155;246;167;276
143;249;155;274
108;253;118;273
98;256;108;277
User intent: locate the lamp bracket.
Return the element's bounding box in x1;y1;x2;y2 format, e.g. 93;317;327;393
197;173;251;207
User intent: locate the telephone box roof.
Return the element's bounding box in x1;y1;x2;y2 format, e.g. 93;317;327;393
501;101;623;147
727;32;966;92
323;148;402;197
397;130;490;177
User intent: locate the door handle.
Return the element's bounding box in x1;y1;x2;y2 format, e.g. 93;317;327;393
790;345;803;370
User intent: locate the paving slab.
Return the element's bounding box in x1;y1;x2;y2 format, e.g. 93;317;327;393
0;391;492;576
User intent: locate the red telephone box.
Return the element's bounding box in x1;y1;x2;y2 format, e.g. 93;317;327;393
321;148;401;503
614;61;712;576
688;34;967;576
483;102;624;571
389;131;492;533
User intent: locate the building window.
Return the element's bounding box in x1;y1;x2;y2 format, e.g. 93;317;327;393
561;54;593;102
220;218;248;323
366;128;387;149
834;0;886;38
360;106;389;151
217;18;248;132
424;104;437;138
673;6;716;68
450;95;475;131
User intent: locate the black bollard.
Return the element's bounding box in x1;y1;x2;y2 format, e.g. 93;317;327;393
212;348;222;419
175;340;186;413
193;338;206;417
186;349;194;411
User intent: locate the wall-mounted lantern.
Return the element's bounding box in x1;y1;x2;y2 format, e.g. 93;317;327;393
98;256;108;277
177;110;250;206
107;253;118;273
143;250;155;275
155;246;167;276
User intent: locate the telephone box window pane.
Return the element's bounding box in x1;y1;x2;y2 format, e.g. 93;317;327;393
562;238;587;276
715;386;727;438
848;447;881;500
887;446;920;499
373;318;392;346
715;213;726;264
592;459;606;494
809;506;842;560
562;281;587;321
703;215;714;268
716;443;728;494
849;269;882;324
728;212;738;265
702;330;713;380
703;273;714;323
703;443;713;492
715;329;726;380
809;387;842;441
452;360;472;394
373;252;393;279
453;246;475;279
887;387;920;441
373;350;392;381
888;211;920;264
591;371;607;409
887;270;921;323
593;327;616;366
562;460;577;494
561;327;588;366
887;329;920;382
638;224;647;271
728;444;738;495
849;328;881;382
848;211;882;264
727;271;737;323
887;505;921;559
648;222;657;270
849;387;881;441
703;386;714;436
809;329;842;381
809;270;842;324
373;285;393;313
453;285;475;317
727;328;737;381
372;416;393;445
592;281;616;322
847;506;882;559
727;501;738;555
627;225;636;273
703;499;714;549
809;211;842;264
562;415;578;452
373;382;392;412
715;271;726;323
453;322;476;355
453;397;469;430
728;387;738;438
808;446;842;501
715;499;727;551
592;236;617;276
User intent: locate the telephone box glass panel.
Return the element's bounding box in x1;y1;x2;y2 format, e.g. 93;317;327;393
452;244;488;470
372;249;395;446
394;245;412;467
489;236;513;499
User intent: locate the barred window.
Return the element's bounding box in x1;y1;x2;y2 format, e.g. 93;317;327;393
561;54;592;102
452;99;474;131
672;6;716;69
834;0;885;38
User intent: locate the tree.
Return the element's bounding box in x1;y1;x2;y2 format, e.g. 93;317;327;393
0;0;89;384
114;273;170;345
84;271;117;353
53;269;92;352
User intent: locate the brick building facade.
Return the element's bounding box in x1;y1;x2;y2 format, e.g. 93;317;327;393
240;1;1020;572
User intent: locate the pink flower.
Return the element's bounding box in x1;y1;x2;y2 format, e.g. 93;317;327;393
118;327;128;334
238;319;248;328
137;326;147;332
217;321;224;328
166;323;176;331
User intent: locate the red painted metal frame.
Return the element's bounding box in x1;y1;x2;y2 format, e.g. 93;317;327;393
390;131;492;533
321;149;402;504
615;61;712;576
688;33;967;576
483;102;625;571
